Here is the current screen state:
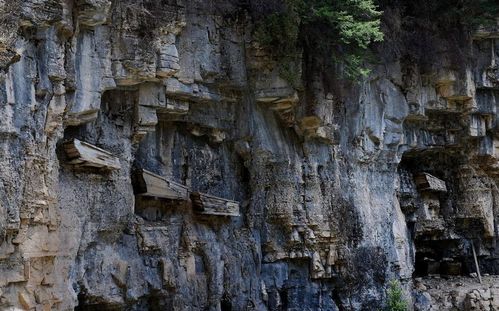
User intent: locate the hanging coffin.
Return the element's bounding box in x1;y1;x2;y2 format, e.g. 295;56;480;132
132;169;189;201
64;139;121;170
414;173;447;193
190;192;240;217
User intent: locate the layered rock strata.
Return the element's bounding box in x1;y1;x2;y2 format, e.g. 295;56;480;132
1;1;499;310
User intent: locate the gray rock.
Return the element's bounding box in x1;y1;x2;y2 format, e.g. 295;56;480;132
1;1;499;310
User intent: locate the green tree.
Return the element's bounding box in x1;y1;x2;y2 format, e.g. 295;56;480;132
385;280;408;311
254;0;384;79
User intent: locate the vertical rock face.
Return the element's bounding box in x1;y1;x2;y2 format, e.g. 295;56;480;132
0;0;499;310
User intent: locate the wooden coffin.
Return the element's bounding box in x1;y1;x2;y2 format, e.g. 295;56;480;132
414;173;447;193
133;169;189;200
64;139;121;170
190;192;239;217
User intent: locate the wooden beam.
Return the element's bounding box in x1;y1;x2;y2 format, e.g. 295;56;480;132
132;169;189;201
63;139;121;170
471;240;482;284
190;192;239;217
414;173;447;192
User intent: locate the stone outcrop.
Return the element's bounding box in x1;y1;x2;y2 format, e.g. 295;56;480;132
1;1;499;310
413;276;499;310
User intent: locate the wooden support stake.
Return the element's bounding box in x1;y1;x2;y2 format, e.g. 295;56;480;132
492;39;496;67
471;240;482;284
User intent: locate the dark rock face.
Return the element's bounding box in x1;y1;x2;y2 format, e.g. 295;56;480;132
1;0;499;310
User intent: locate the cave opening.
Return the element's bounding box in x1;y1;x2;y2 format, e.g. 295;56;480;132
398;151;476;278
134;195;184;222
279;289;289;310
413;239;468;277
220;298;232;311
398;150;499;278
75;292;121;311
131;166;190;222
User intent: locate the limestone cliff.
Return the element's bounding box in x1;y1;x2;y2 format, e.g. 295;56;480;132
1;1;499;310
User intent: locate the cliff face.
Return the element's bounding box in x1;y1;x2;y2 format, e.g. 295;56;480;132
1;1;499;310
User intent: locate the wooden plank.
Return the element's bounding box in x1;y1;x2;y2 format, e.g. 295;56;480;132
64;139;121;170
133;169;189;200
471;241;482;284
415;173;447;192
190;192;239;217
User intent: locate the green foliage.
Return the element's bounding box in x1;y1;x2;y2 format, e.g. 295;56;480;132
460;0;499;27
254;0;384;80
254;11;299;60
277;57;302;88
301;0;383;49
401;0;499;29
253;4;302;86
385;280;408;311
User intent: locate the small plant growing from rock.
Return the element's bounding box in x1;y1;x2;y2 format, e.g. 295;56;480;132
385;280;408;311
254;0;384;80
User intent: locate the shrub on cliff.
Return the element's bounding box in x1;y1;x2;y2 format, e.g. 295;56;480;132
385;280;408;311
254;0;384;79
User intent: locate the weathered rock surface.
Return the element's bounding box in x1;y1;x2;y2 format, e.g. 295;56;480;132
413;276;499;311
1;0;499;310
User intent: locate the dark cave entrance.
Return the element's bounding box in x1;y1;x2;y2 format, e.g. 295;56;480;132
131;167;190;222
59;89;137;174
76;289;171;311
413;239;468;277
220;298;232;311
398;149;499;278
133;195;186;222
397;151;475;278
75;292;122;311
